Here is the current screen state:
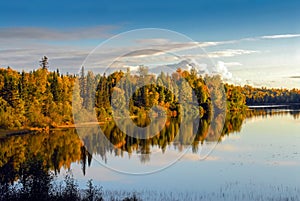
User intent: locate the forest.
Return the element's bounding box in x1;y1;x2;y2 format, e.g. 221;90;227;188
0;62;299;129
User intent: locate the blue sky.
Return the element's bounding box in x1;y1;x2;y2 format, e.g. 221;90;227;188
1;0;300;39
0;0;300;88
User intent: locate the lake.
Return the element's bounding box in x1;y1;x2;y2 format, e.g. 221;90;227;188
1;108;300;200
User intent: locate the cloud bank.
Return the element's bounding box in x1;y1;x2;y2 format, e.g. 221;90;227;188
0;25;299;85
0;26;117;41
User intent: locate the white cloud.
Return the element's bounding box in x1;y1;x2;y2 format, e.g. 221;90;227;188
261;34;300;39
135;39;234;49
122;49;166;58
213;61;232;80
222;62;243;67
132;33;300;54
135;38;171;45
182;49;259;61
208;49;259;58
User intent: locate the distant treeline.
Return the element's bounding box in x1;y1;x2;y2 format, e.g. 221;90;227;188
242;85;300;105
225;84;300;106
0;66;299;129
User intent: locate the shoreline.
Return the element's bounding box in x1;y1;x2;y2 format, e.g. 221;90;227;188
0;121;110;137
247;103;300;107
2;105;299;137
0;129;33;138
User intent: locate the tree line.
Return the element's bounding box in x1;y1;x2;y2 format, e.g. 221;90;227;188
0;67;75;128
242;85;300;105
0;64;299;129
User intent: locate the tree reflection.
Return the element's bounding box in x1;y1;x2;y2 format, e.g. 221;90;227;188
1;108;299;180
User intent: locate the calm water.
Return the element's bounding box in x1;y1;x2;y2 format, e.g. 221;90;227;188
1;108;300;200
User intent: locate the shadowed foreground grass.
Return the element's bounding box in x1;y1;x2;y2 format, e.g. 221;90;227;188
0;171;141;201
2;173;300;201
2;177;300;201
0;157;140;201
1;158;299;201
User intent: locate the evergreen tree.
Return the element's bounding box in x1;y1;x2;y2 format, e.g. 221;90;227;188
40;56;49;69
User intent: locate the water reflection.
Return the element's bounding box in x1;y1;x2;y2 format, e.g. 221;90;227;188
246;107;300;120
1;108;299;183
0;129;88;184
